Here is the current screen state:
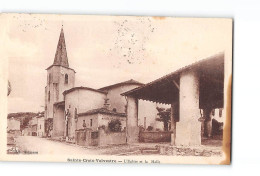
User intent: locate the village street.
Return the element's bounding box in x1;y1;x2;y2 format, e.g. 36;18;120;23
13;136;147;155
13;136;223;156
15;136;101;155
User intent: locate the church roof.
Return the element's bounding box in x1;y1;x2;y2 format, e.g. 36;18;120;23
63;86;107;95
53;27;69;67
98;79;144;91
78;108;126;117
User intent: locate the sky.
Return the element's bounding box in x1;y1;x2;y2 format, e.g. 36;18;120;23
4;14;232;113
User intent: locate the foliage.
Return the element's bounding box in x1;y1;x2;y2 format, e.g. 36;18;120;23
7;112;42;130
156;107;171;131
8;80;11;96
139;125;145;132
147;126;153;131
108;119;122;132
45;118;53;134
7;112;39;119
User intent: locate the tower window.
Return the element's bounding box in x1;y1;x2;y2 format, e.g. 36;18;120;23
48;91;50;102
90;119;93;127
65;74;68;84
48;73;52;84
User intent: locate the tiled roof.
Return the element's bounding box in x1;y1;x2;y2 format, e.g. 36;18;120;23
78;108;126;117
121;52;224;98
53;101;65;107
98;79;144;91
63;86;107;95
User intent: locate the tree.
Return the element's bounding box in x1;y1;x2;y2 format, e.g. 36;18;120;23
156;107;171;131
108;119;122;132
7;80;11;96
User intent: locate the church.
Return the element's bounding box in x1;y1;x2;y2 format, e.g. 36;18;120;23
44;27;161;142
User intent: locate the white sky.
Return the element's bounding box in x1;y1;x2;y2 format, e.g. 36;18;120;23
5;14;232;113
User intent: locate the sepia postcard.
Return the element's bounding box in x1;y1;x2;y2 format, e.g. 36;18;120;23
0;13;232;164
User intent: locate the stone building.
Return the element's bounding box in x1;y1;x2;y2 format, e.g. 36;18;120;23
36;114;45;137
45;27;161;142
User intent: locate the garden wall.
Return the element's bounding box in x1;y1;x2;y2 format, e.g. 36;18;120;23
139;131;172;143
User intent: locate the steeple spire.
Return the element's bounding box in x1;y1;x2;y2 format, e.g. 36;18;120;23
53;26;69;67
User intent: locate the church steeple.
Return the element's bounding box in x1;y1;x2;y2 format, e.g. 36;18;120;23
53;27;69;67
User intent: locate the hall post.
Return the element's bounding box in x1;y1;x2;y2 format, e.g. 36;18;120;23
126;96;139;144
170;103;177;145
175;69;201;146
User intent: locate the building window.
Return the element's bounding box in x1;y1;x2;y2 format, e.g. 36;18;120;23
48;91;50;102
74;108;77;118
83;120;86;128
48;73;52;84
65;74;68;84
40;125;41;129
90;119;93;127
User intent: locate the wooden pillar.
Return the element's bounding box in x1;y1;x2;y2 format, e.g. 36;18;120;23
204;109;213;138
170;103;177;145
176;69;201;146
126;96;139;144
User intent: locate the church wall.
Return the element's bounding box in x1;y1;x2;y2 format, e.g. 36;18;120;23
105;84;163;131
53;105;65;137
45;66;75;119
105;84;141;113
64;89;106;138
57;67;75;101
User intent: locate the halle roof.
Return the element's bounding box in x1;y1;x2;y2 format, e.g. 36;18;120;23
63;86;107;95
121;52;224;104
53;101;65;107
78;108;126;117
98;79;144;91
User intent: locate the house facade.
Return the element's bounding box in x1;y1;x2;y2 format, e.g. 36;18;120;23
7;118;20;132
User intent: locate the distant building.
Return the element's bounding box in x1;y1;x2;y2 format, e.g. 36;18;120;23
7;117;20;131
36;114;45;137
22;112;45;137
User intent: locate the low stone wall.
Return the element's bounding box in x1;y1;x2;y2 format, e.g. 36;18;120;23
98;129;126;146
75;129;94;146
139;131;172;143
75;129;126;146
158;145;222;157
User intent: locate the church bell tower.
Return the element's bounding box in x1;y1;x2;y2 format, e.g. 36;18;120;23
45;27;75;119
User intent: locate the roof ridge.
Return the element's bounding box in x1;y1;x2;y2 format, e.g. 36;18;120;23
63;86;107;95
98;79;144;91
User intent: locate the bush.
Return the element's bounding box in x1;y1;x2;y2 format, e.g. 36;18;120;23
139;125;145;132
108;119;122;132
147;126;153;131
